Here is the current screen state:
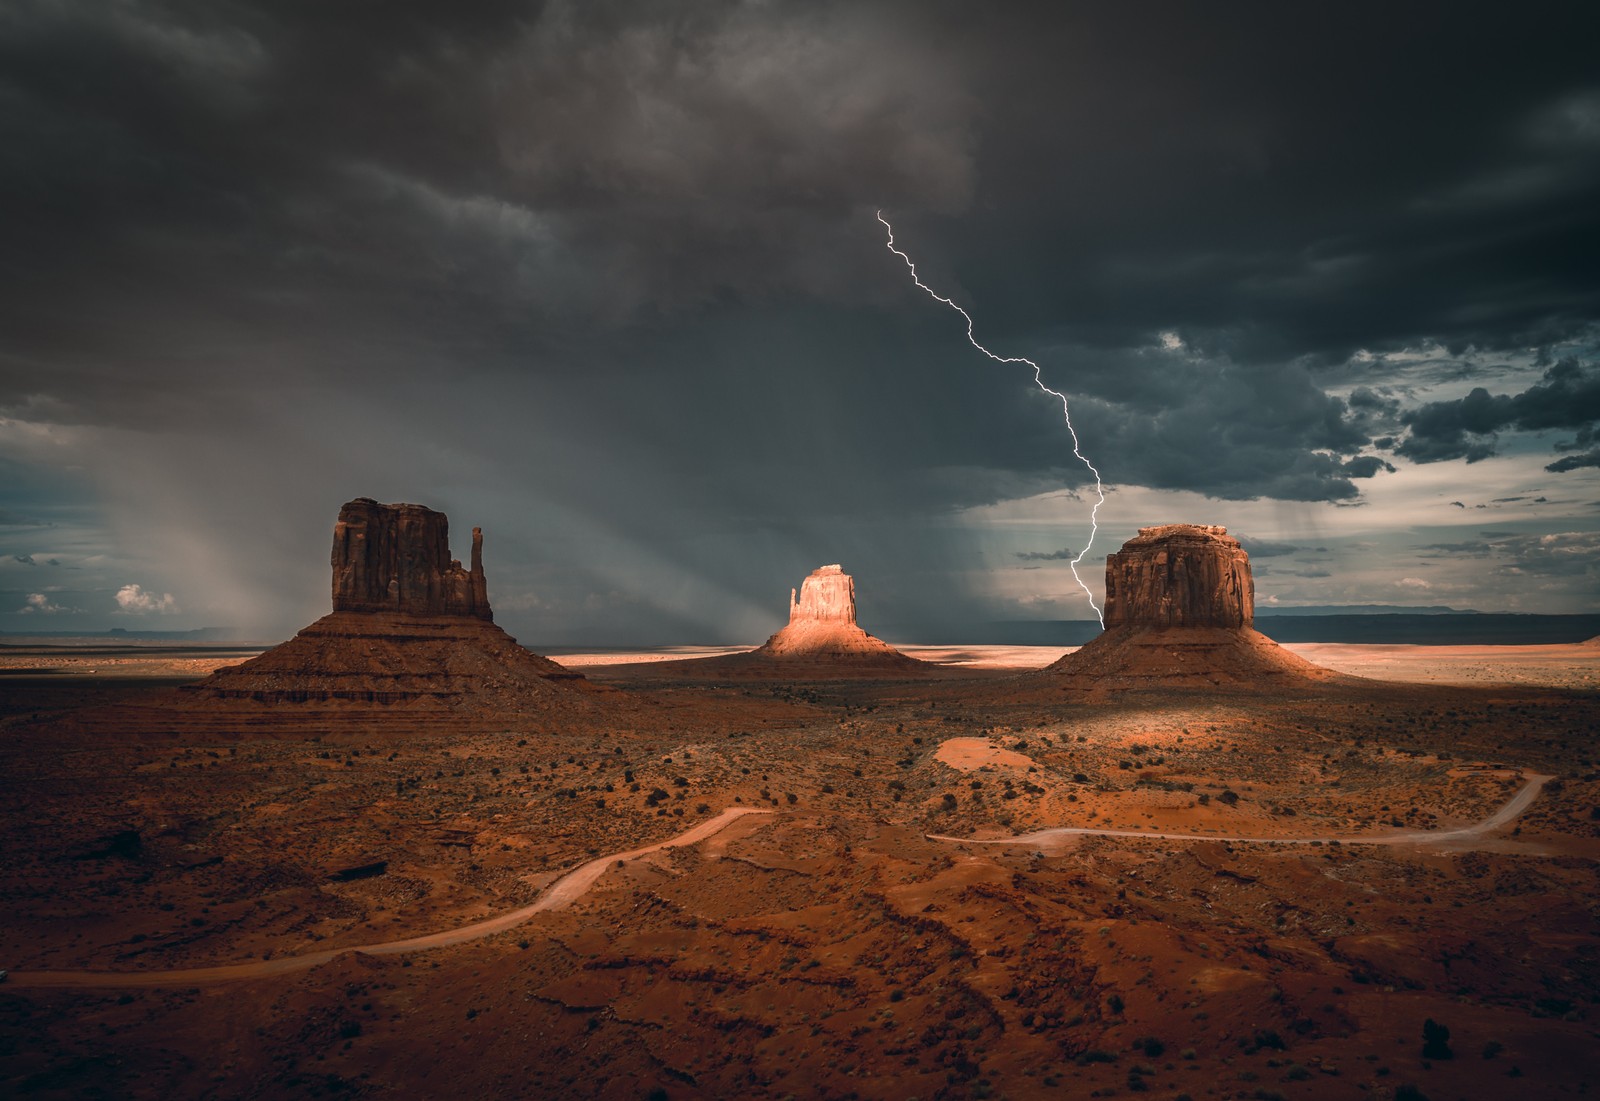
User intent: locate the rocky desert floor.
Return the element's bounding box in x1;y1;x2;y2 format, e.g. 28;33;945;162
2;640;1598;1100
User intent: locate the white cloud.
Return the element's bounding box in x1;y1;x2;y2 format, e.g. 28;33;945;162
115;583;178;614
1395;576;1432;590
17;592;73;614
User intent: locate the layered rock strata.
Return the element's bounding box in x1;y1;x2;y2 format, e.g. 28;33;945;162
331;498;490;619
1047;525;1332;691
1104;524;1253;629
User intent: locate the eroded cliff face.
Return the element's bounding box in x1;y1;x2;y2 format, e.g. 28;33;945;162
331;498;491;620
1103;524;1253;630
787;565;857;627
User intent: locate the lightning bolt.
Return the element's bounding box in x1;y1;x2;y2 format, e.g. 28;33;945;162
877;211;1106;628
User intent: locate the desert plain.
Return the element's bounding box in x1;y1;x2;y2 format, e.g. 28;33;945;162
0;516;1596;1101
1;630;1597;1101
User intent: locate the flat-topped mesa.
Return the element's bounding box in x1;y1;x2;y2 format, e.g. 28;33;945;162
1104;524;1252;630
331;498;491;620
1044;522;1334;690
787;564;857;627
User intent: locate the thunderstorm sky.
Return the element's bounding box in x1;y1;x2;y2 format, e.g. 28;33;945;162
2;1;1598;643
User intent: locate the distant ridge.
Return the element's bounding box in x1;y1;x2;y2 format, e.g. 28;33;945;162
1256;604;1476;616
904;612;1600;647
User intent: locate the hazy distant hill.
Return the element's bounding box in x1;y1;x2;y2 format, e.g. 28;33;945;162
901;612;1600;647
1255;604;1474;616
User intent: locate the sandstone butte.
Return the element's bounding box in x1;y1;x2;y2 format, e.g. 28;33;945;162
756;564;908;659
635;564;929;679
177;499;601;718
1046;523;1334;691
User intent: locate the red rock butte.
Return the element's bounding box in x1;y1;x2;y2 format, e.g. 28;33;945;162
1047;524;1334;691
634;564;928;678
1104;523;1253;629
755;565;905;659
173;499;603;722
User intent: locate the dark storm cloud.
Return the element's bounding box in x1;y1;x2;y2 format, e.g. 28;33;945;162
1015;547;1079;562
1394;357;1600;464
1548;451;1600;473
3;2;1600;634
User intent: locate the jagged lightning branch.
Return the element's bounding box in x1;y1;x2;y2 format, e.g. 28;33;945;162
877;211;1106;628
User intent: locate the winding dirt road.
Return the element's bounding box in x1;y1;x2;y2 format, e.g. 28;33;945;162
3;776;1557;991
929;772;1553;848
8;807;774;990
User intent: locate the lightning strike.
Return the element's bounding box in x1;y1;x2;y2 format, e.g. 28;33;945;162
877;211;1107;628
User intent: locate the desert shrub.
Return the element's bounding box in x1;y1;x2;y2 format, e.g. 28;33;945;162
1219;789;1240;806
1244;1028;1284;1052
1421;1018;1452;1059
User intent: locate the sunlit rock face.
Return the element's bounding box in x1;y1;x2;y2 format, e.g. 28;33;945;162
757;565;905;659
331;498;491;620
1104;524;1253;630
786;564;857;627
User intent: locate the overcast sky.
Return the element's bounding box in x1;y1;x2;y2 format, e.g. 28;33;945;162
2;1;1598;643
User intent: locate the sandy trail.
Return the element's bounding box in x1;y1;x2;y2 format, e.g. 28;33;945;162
929;773;1553;849
9;807;773;990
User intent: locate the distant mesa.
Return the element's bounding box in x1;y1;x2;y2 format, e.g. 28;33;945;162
181;499;597;713
617;564;930;679
1046;524;1335;691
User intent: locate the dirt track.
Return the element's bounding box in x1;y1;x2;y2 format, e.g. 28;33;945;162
9;775;1556;991
7;807;774;990
930;772;1553;848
